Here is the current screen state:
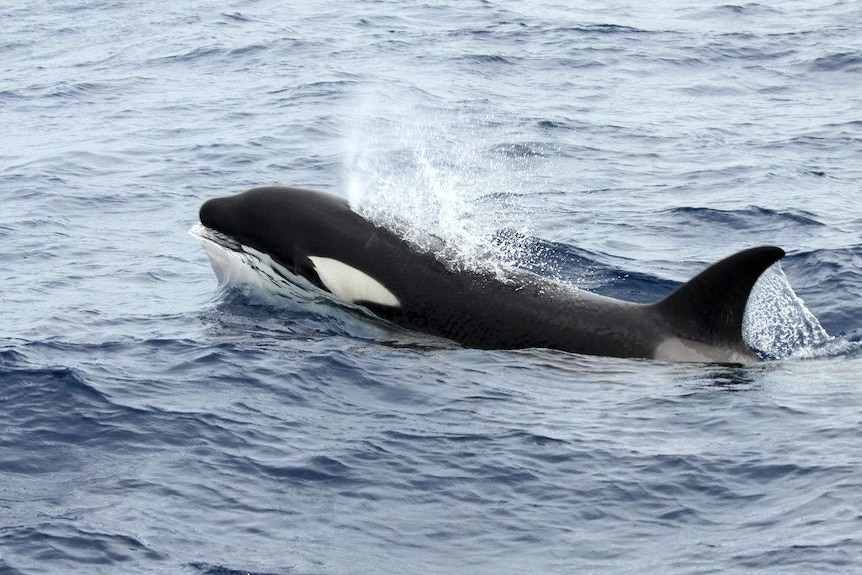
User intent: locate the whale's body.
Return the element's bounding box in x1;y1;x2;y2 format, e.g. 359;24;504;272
198;186;784;364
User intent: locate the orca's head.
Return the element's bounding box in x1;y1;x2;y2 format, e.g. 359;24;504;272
200;186;352;255
198;186;403;308
200;188;280;250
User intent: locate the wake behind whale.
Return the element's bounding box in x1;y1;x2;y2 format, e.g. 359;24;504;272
196;186;787;364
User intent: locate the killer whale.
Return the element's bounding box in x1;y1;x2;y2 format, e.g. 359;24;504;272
198;186;784;363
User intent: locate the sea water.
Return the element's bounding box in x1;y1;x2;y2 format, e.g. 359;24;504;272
1;1;860;573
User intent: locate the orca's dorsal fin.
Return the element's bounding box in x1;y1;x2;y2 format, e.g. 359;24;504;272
652;246;785;348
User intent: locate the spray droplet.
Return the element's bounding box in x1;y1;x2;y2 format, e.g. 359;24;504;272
743;263;831;359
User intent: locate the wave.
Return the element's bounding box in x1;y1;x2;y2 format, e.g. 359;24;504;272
190;564;284;575
0;524;164;568
809;51;862;73
667;206;824;229
708;3;785;16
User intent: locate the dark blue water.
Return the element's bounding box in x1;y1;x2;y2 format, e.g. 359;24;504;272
2;1;860;573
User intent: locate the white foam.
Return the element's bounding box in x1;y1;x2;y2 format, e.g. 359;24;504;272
191;225;326;304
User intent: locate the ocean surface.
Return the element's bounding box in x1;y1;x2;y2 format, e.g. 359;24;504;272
2;0;861;573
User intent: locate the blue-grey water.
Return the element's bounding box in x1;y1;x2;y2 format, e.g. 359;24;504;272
2;1;861;573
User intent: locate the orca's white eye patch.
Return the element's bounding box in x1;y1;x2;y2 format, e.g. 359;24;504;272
308;256;401;308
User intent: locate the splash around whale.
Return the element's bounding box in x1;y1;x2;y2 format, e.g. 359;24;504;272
197;186;784;364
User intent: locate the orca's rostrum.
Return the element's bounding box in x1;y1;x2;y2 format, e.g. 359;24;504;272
198;186;784;364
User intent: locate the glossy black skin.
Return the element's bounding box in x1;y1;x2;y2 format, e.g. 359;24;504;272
200;186;785;362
